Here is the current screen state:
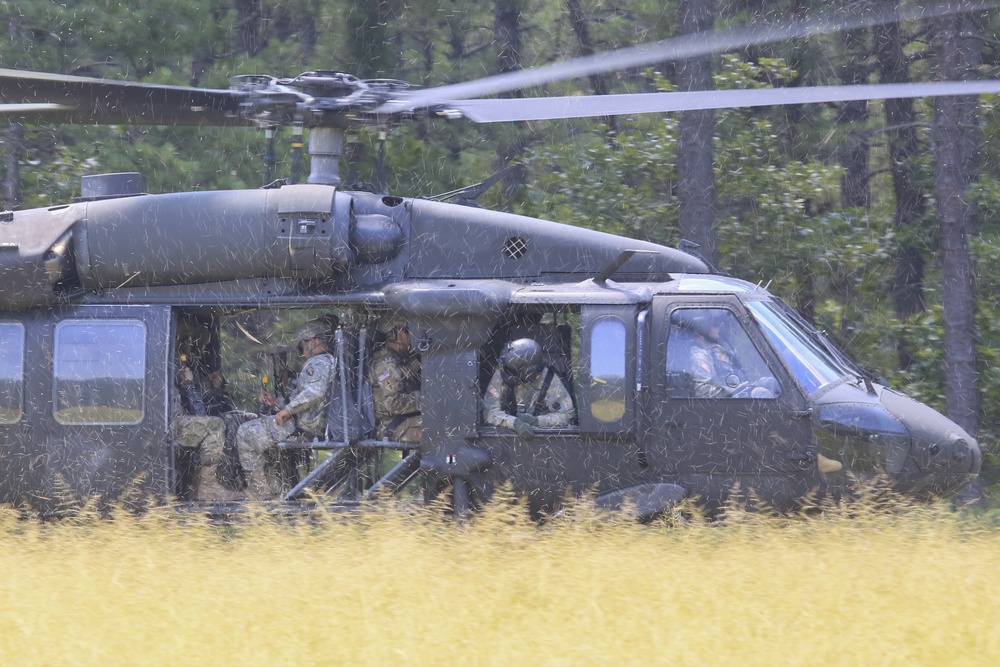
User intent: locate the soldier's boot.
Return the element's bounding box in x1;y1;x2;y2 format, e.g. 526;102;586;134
265;465;288;499
241;449;276;501
198;419;244;502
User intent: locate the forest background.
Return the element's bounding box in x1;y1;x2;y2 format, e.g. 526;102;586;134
2;0;1000;497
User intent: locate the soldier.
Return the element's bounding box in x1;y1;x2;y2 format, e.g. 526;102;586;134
682;311;778;399
686;312;741;398
236;319;337;500
172;346;245;501
483;338;574;438
369;320;422;444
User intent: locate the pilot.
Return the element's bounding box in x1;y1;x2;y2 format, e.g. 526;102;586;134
683;311;777;399
236;319;338;500
483;338;574;438
369;319;422;444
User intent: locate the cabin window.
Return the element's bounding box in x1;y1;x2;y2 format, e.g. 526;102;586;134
54;320;146;424
0;323;24;424
589;317;627;422
665;308;780;399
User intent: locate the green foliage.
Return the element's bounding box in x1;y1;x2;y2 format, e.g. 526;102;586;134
521;118;681;240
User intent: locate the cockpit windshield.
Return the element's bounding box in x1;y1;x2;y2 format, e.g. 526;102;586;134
746;301;853;394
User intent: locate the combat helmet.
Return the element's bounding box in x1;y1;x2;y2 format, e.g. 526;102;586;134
499;338;544;383
383;316;409;342
292;319;331;350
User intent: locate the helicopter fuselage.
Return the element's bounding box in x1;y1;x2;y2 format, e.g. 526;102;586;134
0;180;980;516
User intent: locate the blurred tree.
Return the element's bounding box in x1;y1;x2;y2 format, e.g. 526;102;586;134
676;0;717;265
874;5;931;371
933;8;981;436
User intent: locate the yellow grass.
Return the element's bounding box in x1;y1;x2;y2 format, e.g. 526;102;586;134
0;499;998;667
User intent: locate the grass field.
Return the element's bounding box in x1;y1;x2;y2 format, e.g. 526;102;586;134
0;498;998;666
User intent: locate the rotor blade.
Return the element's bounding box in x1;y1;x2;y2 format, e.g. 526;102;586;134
0;68;243;126
0;103;75;124
443;81;1000;123
379;0;1000;114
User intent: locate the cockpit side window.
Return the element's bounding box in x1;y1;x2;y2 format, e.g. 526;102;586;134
54;320;146;424
665;308;780;399
0;323;24;424
746;301;850;395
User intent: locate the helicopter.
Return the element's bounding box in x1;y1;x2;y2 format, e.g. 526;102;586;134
0;2;988;519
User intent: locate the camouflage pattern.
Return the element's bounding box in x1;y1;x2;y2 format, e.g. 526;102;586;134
174;415;244;501
369;347;421;443
483;367;574;430
236;351;337;499
689;340;742;398
233;414;297;499
282;352;336;435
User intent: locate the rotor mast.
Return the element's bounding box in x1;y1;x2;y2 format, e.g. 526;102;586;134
306;127;345;186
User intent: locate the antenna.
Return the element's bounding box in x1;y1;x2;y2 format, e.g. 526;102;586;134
595;249;659;285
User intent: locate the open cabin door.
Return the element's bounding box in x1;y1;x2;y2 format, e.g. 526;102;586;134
3;304;171;509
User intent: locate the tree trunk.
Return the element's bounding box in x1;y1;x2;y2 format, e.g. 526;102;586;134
566;0;620;138
676;0;716;266
494;0;528;207
2;124;21;211
933;10;980;436
874;9;927;371
233;0;268;57
837;29;870;210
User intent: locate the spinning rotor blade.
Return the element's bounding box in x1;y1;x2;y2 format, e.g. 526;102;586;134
0;68;242;126
0;0;996;130
446;81;1000;123
378;0;1000;115
0;103;75;124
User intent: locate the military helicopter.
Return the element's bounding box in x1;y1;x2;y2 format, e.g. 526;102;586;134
0;2;989;519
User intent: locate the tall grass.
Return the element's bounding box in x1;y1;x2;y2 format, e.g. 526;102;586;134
0;496;997;666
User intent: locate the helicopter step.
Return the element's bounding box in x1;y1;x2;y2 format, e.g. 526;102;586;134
277;440;420;502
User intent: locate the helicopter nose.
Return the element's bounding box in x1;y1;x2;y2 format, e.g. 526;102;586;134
880;388;981;497
913;430;982;477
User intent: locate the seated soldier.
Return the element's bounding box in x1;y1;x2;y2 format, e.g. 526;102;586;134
369;319;422;444
679;311;779;399
235;319;337;500
172;350;244;501
483;338;574;438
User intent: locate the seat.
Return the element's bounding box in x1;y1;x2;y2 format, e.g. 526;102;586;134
279;326;408;501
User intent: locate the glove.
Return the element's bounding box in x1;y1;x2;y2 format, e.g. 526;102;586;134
511;418;535;440
516;412;538;426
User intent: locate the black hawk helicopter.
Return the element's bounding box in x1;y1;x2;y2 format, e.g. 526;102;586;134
0;2;989;518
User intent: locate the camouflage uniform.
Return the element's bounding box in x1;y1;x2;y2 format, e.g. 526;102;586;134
483;367;574;430
174;414;245;501
369;347;422;443
173;360;246;501
236;351;337;499
689;339;742;398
